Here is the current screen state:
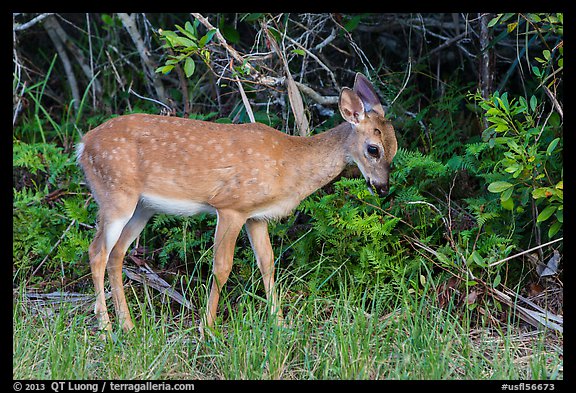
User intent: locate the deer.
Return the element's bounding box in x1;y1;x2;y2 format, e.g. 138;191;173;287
76;72;397;338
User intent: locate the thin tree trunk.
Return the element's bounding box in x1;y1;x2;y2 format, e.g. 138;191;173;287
478;13;494;130
43;15;80;112
118;13;167;105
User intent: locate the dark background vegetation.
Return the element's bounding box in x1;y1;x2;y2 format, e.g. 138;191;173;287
13;13;563;334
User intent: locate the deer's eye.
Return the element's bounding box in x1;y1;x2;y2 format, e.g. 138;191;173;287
367;144;380;158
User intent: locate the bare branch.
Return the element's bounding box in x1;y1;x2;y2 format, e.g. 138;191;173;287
43;15;80;112
294;81;338;105
543;84;563;121
118;13;167;104
13;13;54;31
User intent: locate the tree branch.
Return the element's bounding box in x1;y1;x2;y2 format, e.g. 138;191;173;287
118;13;167;105
43;15;80;112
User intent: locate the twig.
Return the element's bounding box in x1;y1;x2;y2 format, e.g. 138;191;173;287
31;219;76;278
191;13;285;93
263;21;310;136
230;60;255;123
330;14;374;75
390;58;412;106
284;34;338;89
294;81;338;105
123;261;194;312
86;13;96;109
105;49;132;112
488;237;563;268
13;80;27;127
313;28;337;51
13;13;54;31
192;13;259;78
427;31;469;57
542;84;563;121
129;87;172;111
408;234;562;332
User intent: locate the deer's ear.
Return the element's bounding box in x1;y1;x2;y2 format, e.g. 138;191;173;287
353;73;385;117
339;87;365;125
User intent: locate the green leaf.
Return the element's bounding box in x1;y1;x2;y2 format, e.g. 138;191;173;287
495;124;509;132
242;13;264;22
549;112;561;127
185;21;195;35
504;163;521;173
537;205;557;223
555;209;563;223
173;36;197;48
488;181;513;193
487;15;502;27
501;197;514;211
527;13;541;23
176;23;197;41
471;251;486;267
546;137;560;155
492;274;502;288
530;95;537;112
183;57;195;78
548;221;562;238
532;187;550;199
199;29;217;47
500;187;513;201
436;252;452;266
101;14;114;26
155;65;174;74
220;24;240;44
344;15;364;32
291;49;306;56
496;93;510;113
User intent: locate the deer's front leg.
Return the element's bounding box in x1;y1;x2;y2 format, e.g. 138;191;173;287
246;219;283;323
201;209;245;337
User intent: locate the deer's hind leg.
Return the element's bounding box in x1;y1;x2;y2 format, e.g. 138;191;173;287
107;204;154;332
88;197;139;333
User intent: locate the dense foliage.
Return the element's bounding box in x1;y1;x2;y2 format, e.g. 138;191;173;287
13;13;562;328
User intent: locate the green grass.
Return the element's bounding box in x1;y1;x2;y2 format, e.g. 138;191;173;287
12;267;563;380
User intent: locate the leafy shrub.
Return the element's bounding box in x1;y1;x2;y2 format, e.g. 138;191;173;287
473;90;563;240
13;140;94;283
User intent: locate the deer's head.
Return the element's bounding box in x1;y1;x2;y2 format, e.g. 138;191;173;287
339;73;397;197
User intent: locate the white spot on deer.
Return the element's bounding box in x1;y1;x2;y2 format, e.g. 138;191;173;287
259;182;271;196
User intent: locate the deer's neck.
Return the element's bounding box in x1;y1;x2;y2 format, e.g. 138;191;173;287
288;122;354;199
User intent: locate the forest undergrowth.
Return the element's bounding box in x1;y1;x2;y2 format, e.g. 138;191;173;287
13;13;563;380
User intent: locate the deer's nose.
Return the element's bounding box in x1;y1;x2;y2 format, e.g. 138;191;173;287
366;178;388;197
